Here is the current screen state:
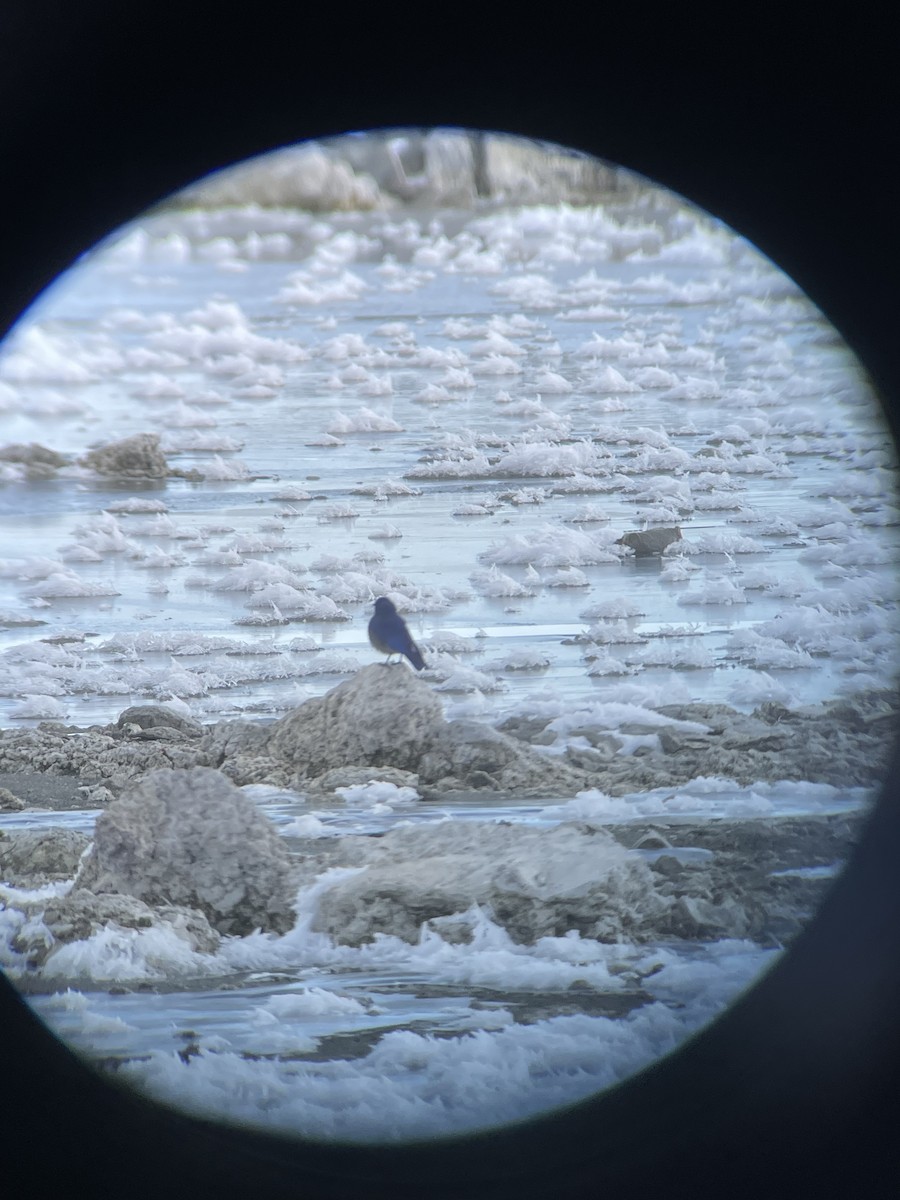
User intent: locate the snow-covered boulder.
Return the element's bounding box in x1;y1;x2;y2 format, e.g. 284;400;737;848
266;662;445;777
75;766;296;935
262;663;590;794
303;820;670;946
41;890;221;960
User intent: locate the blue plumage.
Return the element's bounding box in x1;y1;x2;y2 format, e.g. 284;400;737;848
368;596;426;670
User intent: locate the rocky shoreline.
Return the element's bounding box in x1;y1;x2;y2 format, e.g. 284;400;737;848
1;666;892;993
0;666;896;811
0;780;865;991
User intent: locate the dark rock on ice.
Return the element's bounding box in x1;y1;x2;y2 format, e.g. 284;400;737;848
80;432;169;479
75;766;297;935
0;442;69;479
616;526;682;557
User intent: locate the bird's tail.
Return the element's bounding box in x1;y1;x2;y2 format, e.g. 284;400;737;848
409;645;426;671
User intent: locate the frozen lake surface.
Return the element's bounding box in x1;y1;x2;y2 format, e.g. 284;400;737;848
1;179;897;1141
1;198;897;727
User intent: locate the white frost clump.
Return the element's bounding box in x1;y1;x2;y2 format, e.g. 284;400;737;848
634;644;716;670
469;567;535;598
587;365;641;393
277;269;370;305
198;456;251;481
532;369;572;394
8;694;69;719
544;568;590;588
21;572;120;599
563;504;610;524
480;524;620;569
494;440;602;478
725;630;816;669
585;653;637;677
659;558;700;582
327;407;403;434
316;503;360;522
256;988;367;1019
679;532;766;555
677;580;748;606
486;649;552;671
335;781;421;809
579;598;645;620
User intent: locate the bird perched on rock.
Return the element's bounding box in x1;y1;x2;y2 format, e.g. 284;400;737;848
368;596;426;670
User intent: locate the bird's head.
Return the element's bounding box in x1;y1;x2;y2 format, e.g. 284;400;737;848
373;596;397;615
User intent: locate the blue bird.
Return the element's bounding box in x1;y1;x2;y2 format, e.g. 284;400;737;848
368;596;426;671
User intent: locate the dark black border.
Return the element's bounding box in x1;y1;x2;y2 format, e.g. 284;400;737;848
2;9;899;1198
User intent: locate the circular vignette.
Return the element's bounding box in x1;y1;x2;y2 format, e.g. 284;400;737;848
1;19;899;1200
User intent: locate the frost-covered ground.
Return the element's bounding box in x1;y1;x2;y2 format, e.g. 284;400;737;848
1;167;898;1142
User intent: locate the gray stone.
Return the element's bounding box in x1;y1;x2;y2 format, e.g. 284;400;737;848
0;786;25;811
117;705;203;737
530;729;559;746
266;662;446;778
567;728;621;754
657;728;710;755
216;755;292;788
420;719;590;793
0;442;68;479
308;765;421;795
0;442;68;467
671;894;750;938
204;718;277;761
0;827;90;884
81;433;169;479
564;744;615;771
0;723;210;800
720;723;789;752
495;715;553;744
75;766;297;935
753;702;801;726
617;526;682;557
